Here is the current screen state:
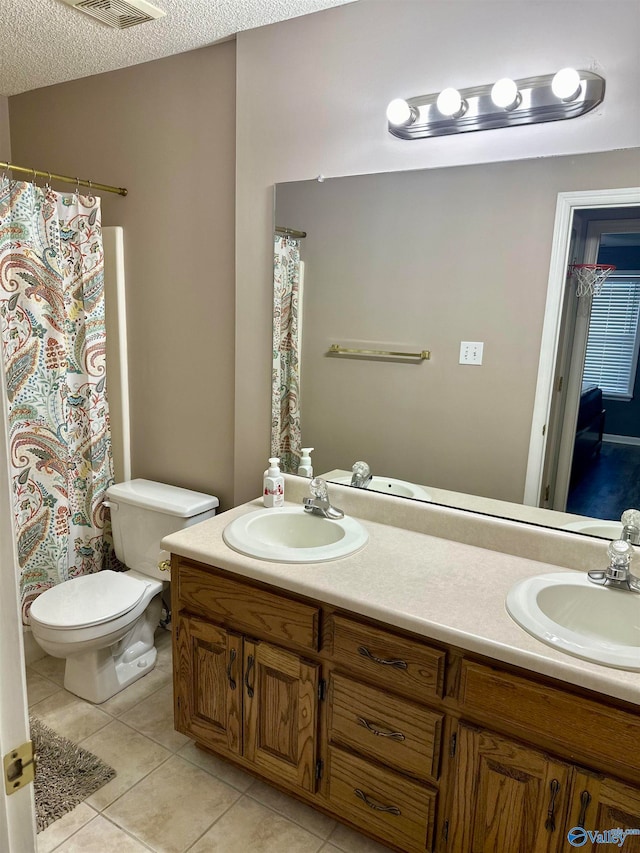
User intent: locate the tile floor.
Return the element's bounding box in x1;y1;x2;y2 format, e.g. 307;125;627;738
27;628;394;853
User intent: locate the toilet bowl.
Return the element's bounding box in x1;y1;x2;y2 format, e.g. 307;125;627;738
30;570;163;704
29;479;219;703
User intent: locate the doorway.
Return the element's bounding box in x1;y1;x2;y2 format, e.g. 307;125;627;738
562;215;640;518
524;187;640;514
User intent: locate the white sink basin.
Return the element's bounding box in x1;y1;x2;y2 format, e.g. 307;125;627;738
330;475;432;501
563;520;624;539
223;506;369;563
506;572;640;670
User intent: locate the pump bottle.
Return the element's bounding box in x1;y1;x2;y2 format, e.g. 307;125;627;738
298;448;314;478
263;457;284;507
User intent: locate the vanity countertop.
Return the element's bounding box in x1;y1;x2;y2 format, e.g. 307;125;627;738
162;495;640;707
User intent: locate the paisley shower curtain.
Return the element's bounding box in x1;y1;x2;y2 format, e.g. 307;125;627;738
0;179;113;624
271;235;302;472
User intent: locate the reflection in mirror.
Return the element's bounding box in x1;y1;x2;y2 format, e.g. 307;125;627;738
272;150;640;537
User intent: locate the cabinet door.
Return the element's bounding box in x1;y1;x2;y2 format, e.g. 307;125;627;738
243;640;320;793
174;614;242;756
449;725;571;853
567;771;640;852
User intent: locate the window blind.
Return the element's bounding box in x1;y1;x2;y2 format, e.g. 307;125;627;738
583;274;640;399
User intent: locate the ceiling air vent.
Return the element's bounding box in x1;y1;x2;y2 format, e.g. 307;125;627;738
61;0;166;29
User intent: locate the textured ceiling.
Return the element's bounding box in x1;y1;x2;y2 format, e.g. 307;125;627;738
0;0;355;96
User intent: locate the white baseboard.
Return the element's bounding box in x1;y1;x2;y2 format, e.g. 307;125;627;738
604;434;640;446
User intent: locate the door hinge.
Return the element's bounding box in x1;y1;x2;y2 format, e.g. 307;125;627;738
558;375;564;393
544;484;550;502
318;679;327;701
443;819;449;843
449;732;457;757
4;741;36;796
542;423;546;436
315;759;324;780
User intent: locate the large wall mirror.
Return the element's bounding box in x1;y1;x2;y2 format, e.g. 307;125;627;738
272;149;640;536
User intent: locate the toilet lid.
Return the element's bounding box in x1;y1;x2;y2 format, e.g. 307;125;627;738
29;571;147;629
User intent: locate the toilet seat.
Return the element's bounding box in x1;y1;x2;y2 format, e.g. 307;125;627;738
30;570;147;629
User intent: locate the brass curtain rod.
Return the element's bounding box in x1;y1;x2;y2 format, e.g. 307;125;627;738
0;161;128;196
275;226;307;238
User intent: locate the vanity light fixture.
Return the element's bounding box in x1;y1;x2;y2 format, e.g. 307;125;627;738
387;69;605;140
436;87;467;118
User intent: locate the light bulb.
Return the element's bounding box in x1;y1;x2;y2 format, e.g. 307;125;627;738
436;87;465;118
551;67;581;101
386;98;415;126
490;78;521;110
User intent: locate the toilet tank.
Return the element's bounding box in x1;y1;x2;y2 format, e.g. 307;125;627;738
106;479;219;580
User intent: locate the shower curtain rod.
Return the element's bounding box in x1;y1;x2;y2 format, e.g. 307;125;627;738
0;161;128;196
276;226;306;238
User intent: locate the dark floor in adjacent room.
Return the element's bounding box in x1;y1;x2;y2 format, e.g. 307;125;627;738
567;442;640;520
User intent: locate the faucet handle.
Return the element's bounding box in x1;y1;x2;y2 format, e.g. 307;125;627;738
352;461;371;479
309;477;329;501
608;539;633;565
606;539;633;582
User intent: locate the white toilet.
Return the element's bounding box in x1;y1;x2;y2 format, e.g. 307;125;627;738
29;479;219;703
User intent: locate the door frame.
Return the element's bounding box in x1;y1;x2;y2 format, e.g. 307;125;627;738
0;358;36;850
523;186;640;507
552;216;640;510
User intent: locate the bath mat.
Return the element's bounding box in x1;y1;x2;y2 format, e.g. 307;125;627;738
29;715;116;832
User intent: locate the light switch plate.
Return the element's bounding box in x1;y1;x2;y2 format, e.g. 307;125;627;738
460;341;484;365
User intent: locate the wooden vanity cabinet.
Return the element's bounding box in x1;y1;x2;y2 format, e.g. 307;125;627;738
449;724;572;853
173;563;321;794
567;772;640;852
324;616;446;853
171;556;640;853
448;724;640;853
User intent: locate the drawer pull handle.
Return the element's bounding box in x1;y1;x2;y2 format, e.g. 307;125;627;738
244;654;255;698
357;717;406;742
545;779;560;832
226;648;237;690
354;788;401;816
577;790;591;828
357;646;408;670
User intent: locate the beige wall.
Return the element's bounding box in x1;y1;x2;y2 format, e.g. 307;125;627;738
0;95;9;160
9;44;236;508
235;0;640;504
277;151;640;502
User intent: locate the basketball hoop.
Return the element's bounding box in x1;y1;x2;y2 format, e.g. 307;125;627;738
570;263;616;297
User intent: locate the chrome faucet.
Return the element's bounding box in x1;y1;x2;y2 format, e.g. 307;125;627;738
303;477;344;520
621;509;640;545
350;461;372;489
622;524;640;546
588;539;640;593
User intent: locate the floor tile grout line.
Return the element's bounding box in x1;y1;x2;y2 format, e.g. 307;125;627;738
181;791;246;853
88;751;176;814
46;809;157;853
243;783;337;842
44;804;100;853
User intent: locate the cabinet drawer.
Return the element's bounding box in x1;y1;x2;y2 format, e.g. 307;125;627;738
328;674;442;780
329;615;445;701
176;561;320;651
326;746;436;853
460;661;640;779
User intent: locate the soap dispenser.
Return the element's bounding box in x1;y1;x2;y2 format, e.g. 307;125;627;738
298;448;314;478
263;457;284;507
